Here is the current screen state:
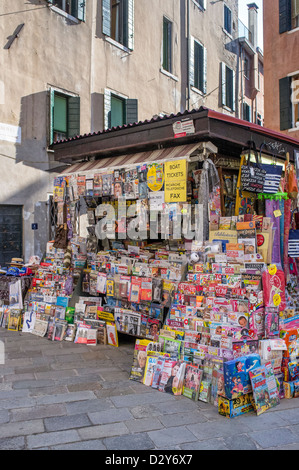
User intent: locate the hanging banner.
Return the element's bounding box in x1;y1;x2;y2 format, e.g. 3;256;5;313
164;159;187;203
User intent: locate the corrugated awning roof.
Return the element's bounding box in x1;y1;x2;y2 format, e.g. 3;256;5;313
60;143;202;175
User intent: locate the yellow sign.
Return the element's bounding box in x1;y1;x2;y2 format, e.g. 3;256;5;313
273;294;281;307
268;264;277;276
164;159;187;202
147;163;164;192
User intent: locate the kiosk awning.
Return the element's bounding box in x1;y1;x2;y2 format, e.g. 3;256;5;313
60;143;202;175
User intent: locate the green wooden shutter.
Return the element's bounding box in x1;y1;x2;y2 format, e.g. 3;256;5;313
102;0;111;36
126;99;138;124
279;0;292;33
279;76;292;130
128;0;134;50
104;89;111;129
71;0;86;21
49;88;55;145
67;96;80;138
232;69;236;112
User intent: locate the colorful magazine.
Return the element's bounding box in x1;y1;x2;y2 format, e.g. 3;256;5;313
249;362;280;416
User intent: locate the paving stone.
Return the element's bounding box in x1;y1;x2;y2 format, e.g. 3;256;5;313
66;397;115;415
224;433;260;450
129;404;163;419
0;397;38;410
78;422;129;440
153;398;200;415
0;419;44;439
180;439;228;450
0;410;10;424
67;381;103;393
110;391;176;408
44;413;92;432
12;379;55;390
187;418;251;440
148;426;198;447
27;429;81;449
88;407;133;425
104;432;155;450
125;417;164;433
158;411;208;427
29;385;69;397
52;439;107;450
236;410;289;431
35;369;78;380
94;387;136;398
36;390;96;406
0;436;26;450
11;404;67;422
248;427;299;449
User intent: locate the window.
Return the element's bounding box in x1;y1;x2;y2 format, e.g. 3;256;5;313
50;89;80;144
256;113;263;126
242;102;251;122
221;63;235;111
244;57;249;79
104;89;138;130
279;0;299;32
0;205;23;265
224;4;232;35
48;0;85;21
292;0;299;28
162;17;172;73
279;74;299;130
190;38;207;94
102;0;134;50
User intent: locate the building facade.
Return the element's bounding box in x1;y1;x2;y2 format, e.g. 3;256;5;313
0;0;264;263
263;0;299;138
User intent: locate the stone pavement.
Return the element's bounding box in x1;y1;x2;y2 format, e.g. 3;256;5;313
0;329;299;451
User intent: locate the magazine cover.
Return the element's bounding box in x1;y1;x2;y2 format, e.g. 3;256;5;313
183;364;203;401
158;359;185;395
130;338;152;382
249;362;280;416
7;308;22;331
143;355;158;387
106;322;119;347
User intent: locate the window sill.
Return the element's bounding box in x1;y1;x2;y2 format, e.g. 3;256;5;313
288;126;299;133
191;86;204;96
104;36;132;54
222;105;234;113
160;68;179;82
49;6;80;24
222;28;233;40
287;26;299;35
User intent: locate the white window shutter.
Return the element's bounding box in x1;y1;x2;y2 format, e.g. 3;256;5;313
221;62;226;106
49;88;55;145
189;36;195;87
102;0;111;37
203;0;207;10
128;0;134;50
76;1;86;21
203;46;207;94
104;89;111;130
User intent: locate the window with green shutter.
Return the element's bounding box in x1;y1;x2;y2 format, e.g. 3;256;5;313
104;89;138;130
50;90;80;144
163;16;172;73
279;0;299;32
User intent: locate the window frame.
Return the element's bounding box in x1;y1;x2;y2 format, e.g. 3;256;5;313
49;87;80;145
223;3;232;36
162;16;173;74
47;0;85;22
221;62;235;112
190;37;207;95
102;0;134;51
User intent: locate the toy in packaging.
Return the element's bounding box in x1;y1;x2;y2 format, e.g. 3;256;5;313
218;393;254;419
280;327;299;359
283;379;299;398
223;355;261;399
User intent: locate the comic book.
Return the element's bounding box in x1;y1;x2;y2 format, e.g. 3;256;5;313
183;364;203;401
249;362;280;416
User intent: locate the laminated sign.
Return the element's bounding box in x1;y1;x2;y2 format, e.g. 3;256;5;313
164;159;187;203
